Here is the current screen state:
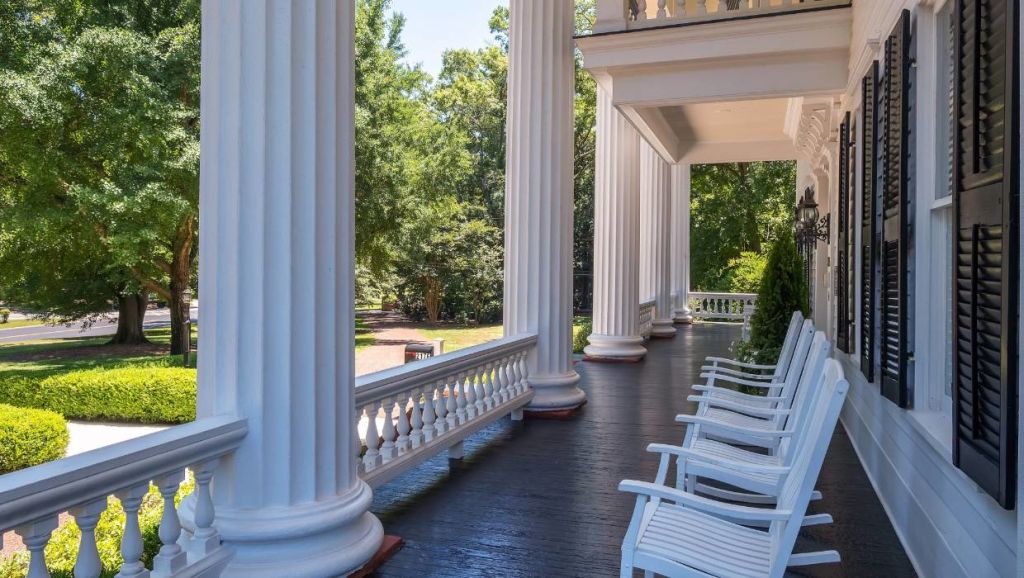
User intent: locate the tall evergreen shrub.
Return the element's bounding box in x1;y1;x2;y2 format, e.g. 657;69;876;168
745;229;809;363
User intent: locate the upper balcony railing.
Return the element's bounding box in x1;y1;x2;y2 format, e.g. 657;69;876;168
593;0;851;34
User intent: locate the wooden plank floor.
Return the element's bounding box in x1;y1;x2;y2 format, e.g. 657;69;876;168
369;324;917;578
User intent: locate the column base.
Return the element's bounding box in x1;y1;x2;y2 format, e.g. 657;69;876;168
526;371;587;412
673;308;694;324
651;319;677;338
184;480;383;578
584;334;647;362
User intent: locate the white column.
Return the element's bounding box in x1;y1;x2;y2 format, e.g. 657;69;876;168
640;143;676;337
671;164;693;323
195;2;382;576
585;85;646;361
504;0;585;412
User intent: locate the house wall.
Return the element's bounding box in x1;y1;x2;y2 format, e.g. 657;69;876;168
824;1;1020;576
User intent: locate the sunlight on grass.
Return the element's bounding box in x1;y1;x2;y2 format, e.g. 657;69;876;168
419;324;503;353
0;319;45;330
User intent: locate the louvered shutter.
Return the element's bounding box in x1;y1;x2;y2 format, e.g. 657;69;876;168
879;11;912;407
861;62;879;382
836;113;852;353
952;0;1018;509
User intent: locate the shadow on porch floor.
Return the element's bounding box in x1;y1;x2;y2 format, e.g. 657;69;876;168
368;324;916;578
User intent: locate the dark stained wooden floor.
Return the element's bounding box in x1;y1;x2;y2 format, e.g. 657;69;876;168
368;324;917;578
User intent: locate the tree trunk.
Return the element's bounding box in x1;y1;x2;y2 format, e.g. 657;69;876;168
424;278;442;323
169;279;189;356
110;293;149;345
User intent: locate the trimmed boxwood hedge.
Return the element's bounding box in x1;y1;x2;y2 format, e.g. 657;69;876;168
29;367;197;424
0;404;69;474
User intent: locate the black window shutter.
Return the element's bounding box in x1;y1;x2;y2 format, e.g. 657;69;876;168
837;112;852;353
861;61;879;382
879;10;912;407
952;0;1018;509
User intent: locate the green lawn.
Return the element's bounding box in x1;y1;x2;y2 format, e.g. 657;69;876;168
419;324;504;353
0;319;45;330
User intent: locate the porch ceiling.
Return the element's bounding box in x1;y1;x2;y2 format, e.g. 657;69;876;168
578;5;852;164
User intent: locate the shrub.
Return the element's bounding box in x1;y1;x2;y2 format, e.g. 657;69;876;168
745;229;809;364
0;309;10;323
34;367;196;424
0;404;69;474
572;317;592;354
724;251;768;294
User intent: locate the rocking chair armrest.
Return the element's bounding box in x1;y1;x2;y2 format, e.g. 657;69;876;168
647;443;792;476
687;396;790;418
618;480;792;522
698;373;785;389
691;385;787;404
675;414;795;438
700;365;777;380
705;357;777;371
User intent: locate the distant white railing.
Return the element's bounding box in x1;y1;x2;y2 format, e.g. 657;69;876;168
0;416;247;578
689;292;757;322
639;299;656;339
355;334;537;489
596;0;850;33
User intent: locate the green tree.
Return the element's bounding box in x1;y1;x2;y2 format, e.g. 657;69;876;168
690;161;795;292
0;5;200;349
724;251;769;294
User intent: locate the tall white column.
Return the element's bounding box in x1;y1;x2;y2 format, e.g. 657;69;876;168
504;0;585;412
640;143;676;337
672;164;693;323
585;85;646;361
196;2;382;576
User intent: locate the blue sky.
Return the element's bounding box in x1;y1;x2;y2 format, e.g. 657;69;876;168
390;0;507;78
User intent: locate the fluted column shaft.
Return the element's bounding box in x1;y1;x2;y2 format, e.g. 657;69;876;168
672;163;694;323
196;1;381;575
504;0;585;411
641;144;676;337
585;85;646;361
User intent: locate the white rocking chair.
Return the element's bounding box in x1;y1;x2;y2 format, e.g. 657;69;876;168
701;311;804;383
619;359;849;578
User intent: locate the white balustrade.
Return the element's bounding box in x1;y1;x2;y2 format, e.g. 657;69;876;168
639;300;656;340
0;417;246;578
355;334;537;489
617;0;850;30
689;292;758;322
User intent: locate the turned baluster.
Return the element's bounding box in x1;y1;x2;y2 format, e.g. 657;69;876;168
354;420;366;476
497;357;512;402
446;379;460;429
474;368;488;414
379;398;396;462
397;392;412;451
517;352;530;394
675;0;686;17
362;403;382;469
433;380;448;435
115;484;151;578
151;472;187;577
636;0;648;20
15;516;59;578
464;372;479;420
696;0;708;15
508;354;521;396
456;372;470;423
489;362;503;407
421;382;438;442
188;461;221;557
657;0;667;18
71;499;107;578
409;390;424;448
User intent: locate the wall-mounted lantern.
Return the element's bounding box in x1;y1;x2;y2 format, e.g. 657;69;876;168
794;186;830;248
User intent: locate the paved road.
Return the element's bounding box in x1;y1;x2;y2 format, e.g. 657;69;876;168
0;306;198;344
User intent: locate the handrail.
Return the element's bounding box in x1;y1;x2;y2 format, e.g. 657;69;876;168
0;416;246;531
355;333;538;404
594;0;851;35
